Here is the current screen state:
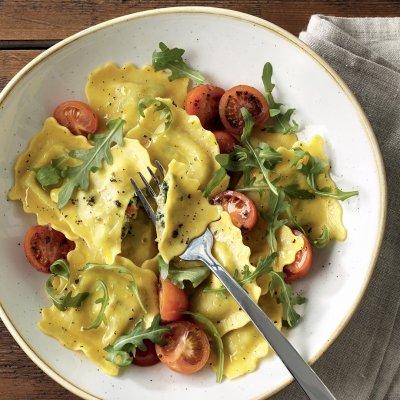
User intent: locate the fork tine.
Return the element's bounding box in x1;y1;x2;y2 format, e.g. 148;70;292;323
147;166;161;188
130;178;156;224
155;160;165;178
138;172;157;200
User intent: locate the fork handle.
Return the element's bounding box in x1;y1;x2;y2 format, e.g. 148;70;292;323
184;236;335;400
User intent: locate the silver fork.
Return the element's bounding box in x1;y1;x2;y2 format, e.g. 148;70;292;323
131;161;336;400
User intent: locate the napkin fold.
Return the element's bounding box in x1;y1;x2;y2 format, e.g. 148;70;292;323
271;16;400;400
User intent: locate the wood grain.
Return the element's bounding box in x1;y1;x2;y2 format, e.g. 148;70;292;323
0;50;42;89
0;0;399;41
1;1;400;399
0;321;78;399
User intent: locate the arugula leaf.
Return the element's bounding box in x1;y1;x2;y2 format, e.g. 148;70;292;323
292;147;326;177
239;253;277;286
216;109;282;194
246;255;306;328
262;62;275;94
56;291;90;310
45;259;89;311
260;187;305;252
281;183;315;200
310;225;330;248
241;108;279;195
158;256;210;289
83;280;109;330
49;258;71;281
105;314;170;367
185;311;224;383
271;109;299;135
158;255;169;281
32;156;69;190
236;185;270;193
57;118;125;208
35;164;62;188
152;42;205;84
269;271;306;328
261;189;288;253
262;62;298;134
138;98;173;133
203;167;227;198
166;265;211;289
204;253;277;294
81;263;147;313
104;349;132;367
291;147;359;200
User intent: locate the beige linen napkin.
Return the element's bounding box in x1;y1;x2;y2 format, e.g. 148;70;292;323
271;16;400;400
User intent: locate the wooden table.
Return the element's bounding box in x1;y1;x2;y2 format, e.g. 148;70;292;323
1;1;399;399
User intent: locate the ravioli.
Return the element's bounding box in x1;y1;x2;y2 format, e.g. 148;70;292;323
286;135;347;241
126;98;228;191
9;118;87;240
190;212;261;336
9;117;155;263
156;159;221;262
121;206;158;266
86;63;189;131
211;294;282;379
244;223;305;295
244;135;346;241
274;136;347;241
38;240;159;375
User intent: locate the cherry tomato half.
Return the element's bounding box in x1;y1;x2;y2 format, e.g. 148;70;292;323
283;230;313;282
212;130;239;154
211;190;257;231
53;101;98;137
24;225;75;273
219;85;269;135
156;321;210;374
184;84;225;130
159;279;189;322
132;340;160;367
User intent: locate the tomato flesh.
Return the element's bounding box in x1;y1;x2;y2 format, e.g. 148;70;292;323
53;100;98;137
24;225;75;273
132;340;160;367
212;190;257;231
219;85;269;134
212;130;239;153
283;230;313;282
156;321;210;374
184;84;225;130
159;279;189;322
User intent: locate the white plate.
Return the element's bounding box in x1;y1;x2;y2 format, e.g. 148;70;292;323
0;6;386;400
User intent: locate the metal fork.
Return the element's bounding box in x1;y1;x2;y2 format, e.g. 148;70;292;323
131;161;336;400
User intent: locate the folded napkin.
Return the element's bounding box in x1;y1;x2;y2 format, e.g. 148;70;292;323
271;16;400;400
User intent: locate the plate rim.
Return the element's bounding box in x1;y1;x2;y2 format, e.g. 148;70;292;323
0;5;387;400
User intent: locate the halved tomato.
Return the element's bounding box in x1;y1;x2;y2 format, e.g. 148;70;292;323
24;225;75;273
212;130;239;153
132;340;160;367
219;85;269;134
211;190;257;231
159;279;189;322
283;230;313;282
184;84;225;130
53;100;98;137
155;321;210;374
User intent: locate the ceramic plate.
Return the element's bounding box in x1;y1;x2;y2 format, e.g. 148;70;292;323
0;6;386;400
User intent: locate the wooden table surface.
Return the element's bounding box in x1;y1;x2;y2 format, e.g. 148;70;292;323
1;1;399;399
